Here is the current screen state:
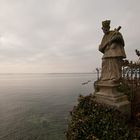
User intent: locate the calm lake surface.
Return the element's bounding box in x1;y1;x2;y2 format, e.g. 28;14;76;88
0;73;96;140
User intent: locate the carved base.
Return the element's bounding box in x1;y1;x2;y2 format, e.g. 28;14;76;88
94;82;131;118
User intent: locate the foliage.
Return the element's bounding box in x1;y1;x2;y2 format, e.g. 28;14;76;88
66;94;132;140
117;81;133;101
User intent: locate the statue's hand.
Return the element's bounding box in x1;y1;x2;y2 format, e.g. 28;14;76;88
108;40;111;46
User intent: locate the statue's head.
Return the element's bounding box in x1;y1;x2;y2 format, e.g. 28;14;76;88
102;20;110;34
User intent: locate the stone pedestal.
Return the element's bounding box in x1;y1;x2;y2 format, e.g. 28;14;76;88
94;82;131;118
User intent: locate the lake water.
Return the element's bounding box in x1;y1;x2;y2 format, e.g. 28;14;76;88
0;73;96;140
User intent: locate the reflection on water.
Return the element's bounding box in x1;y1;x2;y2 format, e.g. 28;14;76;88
0;73;95;140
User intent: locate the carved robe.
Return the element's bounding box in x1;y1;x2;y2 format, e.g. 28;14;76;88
99;30;126;82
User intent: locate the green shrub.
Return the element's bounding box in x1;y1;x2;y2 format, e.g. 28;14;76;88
117;82;133;101
66;94;132;140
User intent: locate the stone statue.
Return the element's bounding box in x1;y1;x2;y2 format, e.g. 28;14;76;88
99;20;126;84
95;21;131;117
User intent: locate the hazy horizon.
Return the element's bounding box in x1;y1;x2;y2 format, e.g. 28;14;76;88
0;72;96;74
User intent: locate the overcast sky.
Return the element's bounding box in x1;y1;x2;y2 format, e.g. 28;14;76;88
0;0;139;73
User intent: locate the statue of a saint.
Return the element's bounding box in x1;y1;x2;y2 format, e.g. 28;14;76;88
99;20;126;83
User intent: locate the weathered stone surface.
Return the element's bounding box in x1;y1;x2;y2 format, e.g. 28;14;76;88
99;20;126;84
95;82;131;117
94;20;131;117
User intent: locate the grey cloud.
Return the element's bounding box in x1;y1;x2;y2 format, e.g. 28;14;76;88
0;0;139;72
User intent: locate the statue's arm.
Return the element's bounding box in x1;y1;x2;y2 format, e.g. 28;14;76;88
110;32;125;46
98;36;106;53
99;44;104;53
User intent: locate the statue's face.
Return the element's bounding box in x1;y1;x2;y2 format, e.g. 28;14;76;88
102;26;110;34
